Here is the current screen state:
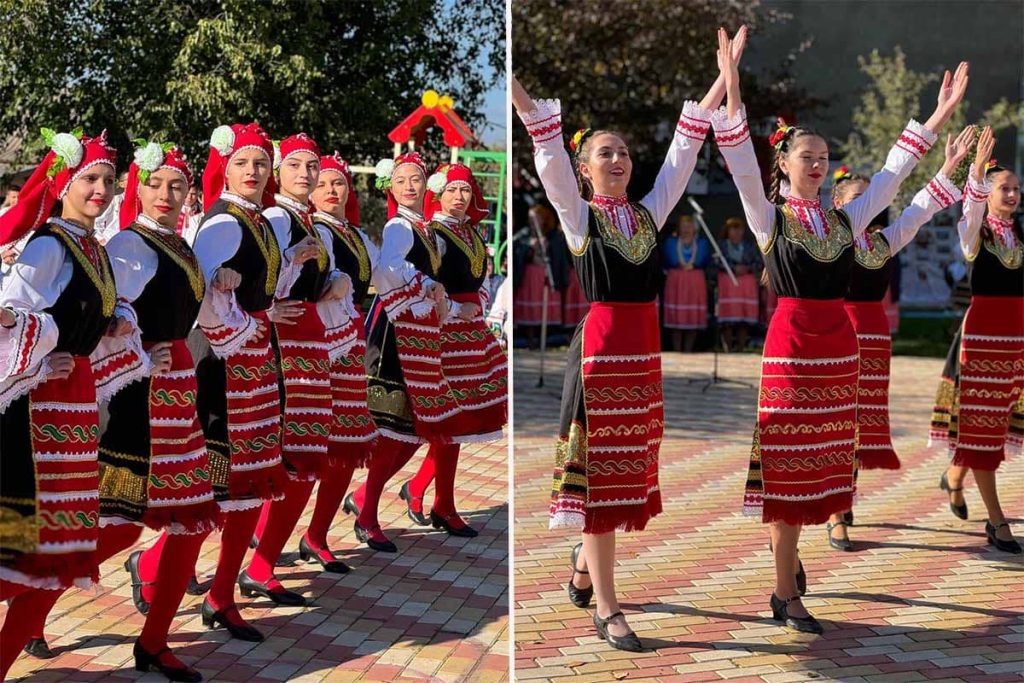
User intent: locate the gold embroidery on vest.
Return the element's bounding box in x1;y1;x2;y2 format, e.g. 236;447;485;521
412;225;442;274
779;204;852;262
50;225;116;317
226;203;280;296
320;220;370;283
433;221;487;278
982;235;1024;270
132;225;206;301
588;202;657;265
854;231;892;269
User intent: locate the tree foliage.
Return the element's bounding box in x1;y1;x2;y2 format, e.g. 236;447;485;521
511;0;823;174
0;0;504;171
842;47;1021;211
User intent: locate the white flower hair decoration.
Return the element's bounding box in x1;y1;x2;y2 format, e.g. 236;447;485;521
374;158;396;190
40;127;85;178
427;169;448;194
131;138;176;183
209;125;235;156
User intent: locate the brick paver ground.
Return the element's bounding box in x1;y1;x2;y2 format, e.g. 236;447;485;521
513;350;1023;682
5;439;509;682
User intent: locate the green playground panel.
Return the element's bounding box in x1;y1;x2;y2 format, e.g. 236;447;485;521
456;149;507;272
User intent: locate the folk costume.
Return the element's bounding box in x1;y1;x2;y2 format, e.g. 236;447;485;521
662;233;711;330
712;106;936;525
715;235;761;324
403;164;508;534
844;171;962;469
519;96;715;533
929;169;1024;468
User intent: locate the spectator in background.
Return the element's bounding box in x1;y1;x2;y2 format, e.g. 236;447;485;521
179;184;204;244
716;217;761;351
0;184;20;215
0;185;24;290
514;204;562;347
662;214;711;351
93;169;130;244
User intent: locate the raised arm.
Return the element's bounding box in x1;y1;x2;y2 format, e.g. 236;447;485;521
512;75;589;252
959;126;995;259
640;26;747;228
842;63;968;236
880;126;972;254
713;28;775;248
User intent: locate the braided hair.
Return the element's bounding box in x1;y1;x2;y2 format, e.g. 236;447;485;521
571;128;626;201
766;126;827;205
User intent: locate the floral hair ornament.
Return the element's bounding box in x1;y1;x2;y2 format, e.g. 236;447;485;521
833;165;851;182
374;151;427;191
426;164;451;194
40;127;85;178
768;117;794;151
132;138;176;184
984;158;1000;172
120;140;194;229
569;128;594;157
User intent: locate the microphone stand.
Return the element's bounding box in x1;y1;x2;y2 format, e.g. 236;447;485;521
686;197;755;392
528;211;556;388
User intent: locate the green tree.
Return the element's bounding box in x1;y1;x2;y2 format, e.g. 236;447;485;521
0;0;504;171
842;47;1021;211
511;0;823;171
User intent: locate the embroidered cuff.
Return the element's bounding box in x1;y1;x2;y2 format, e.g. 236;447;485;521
675;101;713;142
925;171;962;209
198;289;259;359
518;98;563;146
895;119;937;161
92;300;152;402
0;355;53;412
710;105;750;148
963;167;992;204
380;272;430;321
317;299;358;363
0;309;58;381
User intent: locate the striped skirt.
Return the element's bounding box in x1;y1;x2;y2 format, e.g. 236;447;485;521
663;268;708;330
717;272;759;324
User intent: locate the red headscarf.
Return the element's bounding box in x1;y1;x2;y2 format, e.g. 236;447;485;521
316;152;360;225
119;143;194;229
274;132;321;170
0;129;116;250
202;123;276;211
424;163;490;226
376;152;427;220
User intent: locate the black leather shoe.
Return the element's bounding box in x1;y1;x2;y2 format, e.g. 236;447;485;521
200;598;264;642
430;510;479;538
593;611;643;652
796;559;807;597
770;593;823;634
23;637;54;659
299;536;350;574
567;542;593;608
237;570;306;606
940;471;968;520
342;492;360;517
399;482;430;526
123;550;151;615
133;640;202;682
986;521;1022;554
185;575;208;596
826;521;853;552
354;521;397;553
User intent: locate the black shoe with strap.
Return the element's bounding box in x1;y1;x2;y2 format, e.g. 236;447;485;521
939;471;968;520
986;521;1022;554
200;598;263;642
185;575;208;596
399;481;429;526
354;521;397;553
430;509;479;538
567;542;593;608
133;640;203;682
770;593;823;634
299;536;351;574
123;550;152;615
826;521;853;552
237;570;306;606
593;611;643;652
342;492;360;517
23;637;54;659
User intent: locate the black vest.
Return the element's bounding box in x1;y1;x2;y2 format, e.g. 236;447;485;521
846;231;893;302
280;206;330;302
406;223;443;280
434;220;488;294
763;205;854;300
203;199;280;313
317;217;373;307
25;223;114;356
969;224;1024;297
571;202;663;303
127;225;205;341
